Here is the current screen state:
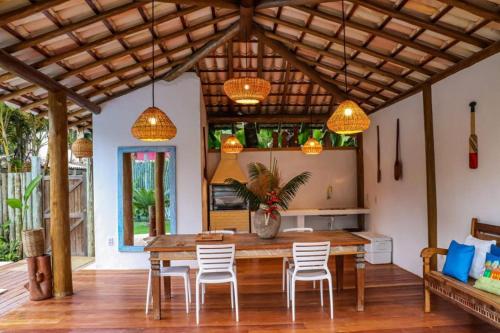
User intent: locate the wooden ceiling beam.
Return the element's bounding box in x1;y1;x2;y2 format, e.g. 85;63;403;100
371;40;500;113
0;49;100;113
153;0;239;9
240;0;254;41
207;113;329;124
279;62;291;113
255;13;435;76
434;0;500;23
0;0;67;27
262;29;419;86
163;22;240;81
0;25;228;106
256;0;330;10
348;0;491;47
291;6;462;63
0;6;203;82
254;25;346;100
4;1;146;53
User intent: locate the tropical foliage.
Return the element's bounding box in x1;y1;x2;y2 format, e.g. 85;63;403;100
0;102;48;171
7;175;43;231
132;188;170;222
225;159;311;211
0;225;21;261
208;124;356;150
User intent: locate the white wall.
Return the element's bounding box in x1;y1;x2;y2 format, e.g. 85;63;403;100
208;149;359;229
364;53;500;276
363;93;428;276
433;54;500;250
93;73;202;269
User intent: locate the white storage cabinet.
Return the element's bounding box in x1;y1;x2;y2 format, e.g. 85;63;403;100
353;232;392;264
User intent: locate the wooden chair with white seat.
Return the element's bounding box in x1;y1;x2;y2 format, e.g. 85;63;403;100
282;227;314;291
195;243;239;325
286;241;334;321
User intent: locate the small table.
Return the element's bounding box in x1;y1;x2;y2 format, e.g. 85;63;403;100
144;231;370;320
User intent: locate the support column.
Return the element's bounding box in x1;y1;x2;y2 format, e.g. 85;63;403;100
423;84;438;270
48;90;72;297
86;158;95;257
155;152;165;235
356;134;365;230
122;153;133;246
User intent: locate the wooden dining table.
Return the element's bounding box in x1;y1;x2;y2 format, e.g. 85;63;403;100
144;231;370;320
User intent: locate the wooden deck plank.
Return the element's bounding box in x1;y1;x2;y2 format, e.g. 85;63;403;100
0;258;497;332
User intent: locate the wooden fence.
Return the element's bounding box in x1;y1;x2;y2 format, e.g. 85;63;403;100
0;157;93;257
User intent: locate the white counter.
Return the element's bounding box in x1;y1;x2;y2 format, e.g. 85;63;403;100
251;208;370;230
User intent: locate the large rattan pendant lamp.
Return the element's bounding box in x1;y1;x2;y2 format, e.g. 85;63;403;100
224;39;270;105
131;0;177;141
301;111;323;155
327;0;370;135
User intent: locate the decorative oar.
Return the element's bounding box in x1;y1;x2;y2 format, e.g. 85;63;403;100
469;101;478;169
377;125;381;183
394;118;402;180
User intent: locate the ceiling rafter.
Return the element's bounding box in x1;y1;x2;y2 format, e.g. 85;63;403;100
434;0;500;23
0;0;67;27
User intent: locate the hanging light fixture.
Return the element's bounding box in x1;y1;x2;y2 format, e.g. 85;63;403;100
222;135;244;154
72;136;93;158
327;0;370;135
131;0;177;141
224;38;270;105
302;110;323;155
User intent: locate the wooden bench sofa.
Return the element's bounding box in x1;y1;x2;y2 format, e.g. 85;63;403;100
420;218;500;328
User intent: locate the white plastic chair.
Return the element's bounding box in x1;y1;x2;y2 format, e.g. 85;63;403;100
145;263;191;314
286;241;334;321
282;227;314;291
196;244;238;325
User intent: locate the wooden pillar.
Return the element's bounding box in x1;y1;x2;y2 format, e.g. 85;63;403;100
155;152;165;235
86;158;95;257
48;90;72;297
423;84;438;270
356;134;365;230
122;153;134;246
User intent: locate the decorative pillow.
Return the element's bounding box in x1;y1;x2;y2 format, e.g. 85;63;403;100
491;244;500;257
442;240;475;283
474;253;500;296
464;235;496;279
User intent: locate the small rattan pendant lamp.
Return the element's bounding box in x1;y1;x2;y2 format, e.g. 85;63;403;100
327;0;370;135
131;0;176;141
301;110;322;155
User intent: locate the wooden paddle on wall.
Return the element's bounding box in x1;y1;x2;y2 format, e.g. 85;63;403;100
377;125;381;183
469;101;478;169
394;118;402;180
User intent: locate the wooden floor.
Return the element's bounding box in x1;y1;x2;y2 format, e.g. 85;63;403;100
0;258;496;332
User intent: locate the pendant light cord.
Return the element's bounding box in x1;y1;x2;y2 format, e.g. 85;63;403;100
341;0;348;99
151;0;156;107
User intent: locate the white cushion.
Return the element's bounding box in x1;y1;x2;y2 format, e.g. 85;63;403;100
464;235;496;279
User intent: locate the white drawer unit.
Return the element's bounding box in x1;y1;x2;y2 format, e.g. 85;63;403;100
353;232;392;264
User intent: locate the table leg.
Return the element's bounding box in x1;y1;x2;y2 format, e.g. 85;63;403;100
335;255;344;295
162;260;171;299
355;247;365;312
151;260;162;320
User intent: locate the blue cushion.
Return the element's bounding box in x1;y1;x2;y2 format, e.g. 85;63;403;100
491;244;500;257
442;240;475;283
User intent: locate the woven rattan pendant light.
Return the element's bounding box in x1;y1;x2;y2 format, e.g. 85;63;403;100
224;40;270;105
72;136;93;158
327;0;370;135
222;135;244;154
131;0;177;141
302;110;322;155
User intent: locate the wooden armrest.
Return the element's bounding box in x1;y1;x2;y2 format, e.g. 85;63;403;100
421;247;448;259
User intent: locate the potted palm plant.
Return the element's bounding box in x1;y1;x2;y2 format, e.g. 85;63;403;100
225;159;311;239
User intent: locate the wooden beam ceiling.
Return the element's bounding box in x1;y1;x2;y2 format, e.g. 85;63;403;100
153;0;239;9
208;113;329;124
254;25;346;100
163;22;240;81
240;0;254;41
256;0;329;10
0;49;100;113
0;0;68;27
435;0;500;23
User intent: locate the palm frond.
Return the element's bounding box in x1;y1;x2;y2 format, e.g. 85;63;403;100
277;171;311;210
225;178;262;210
